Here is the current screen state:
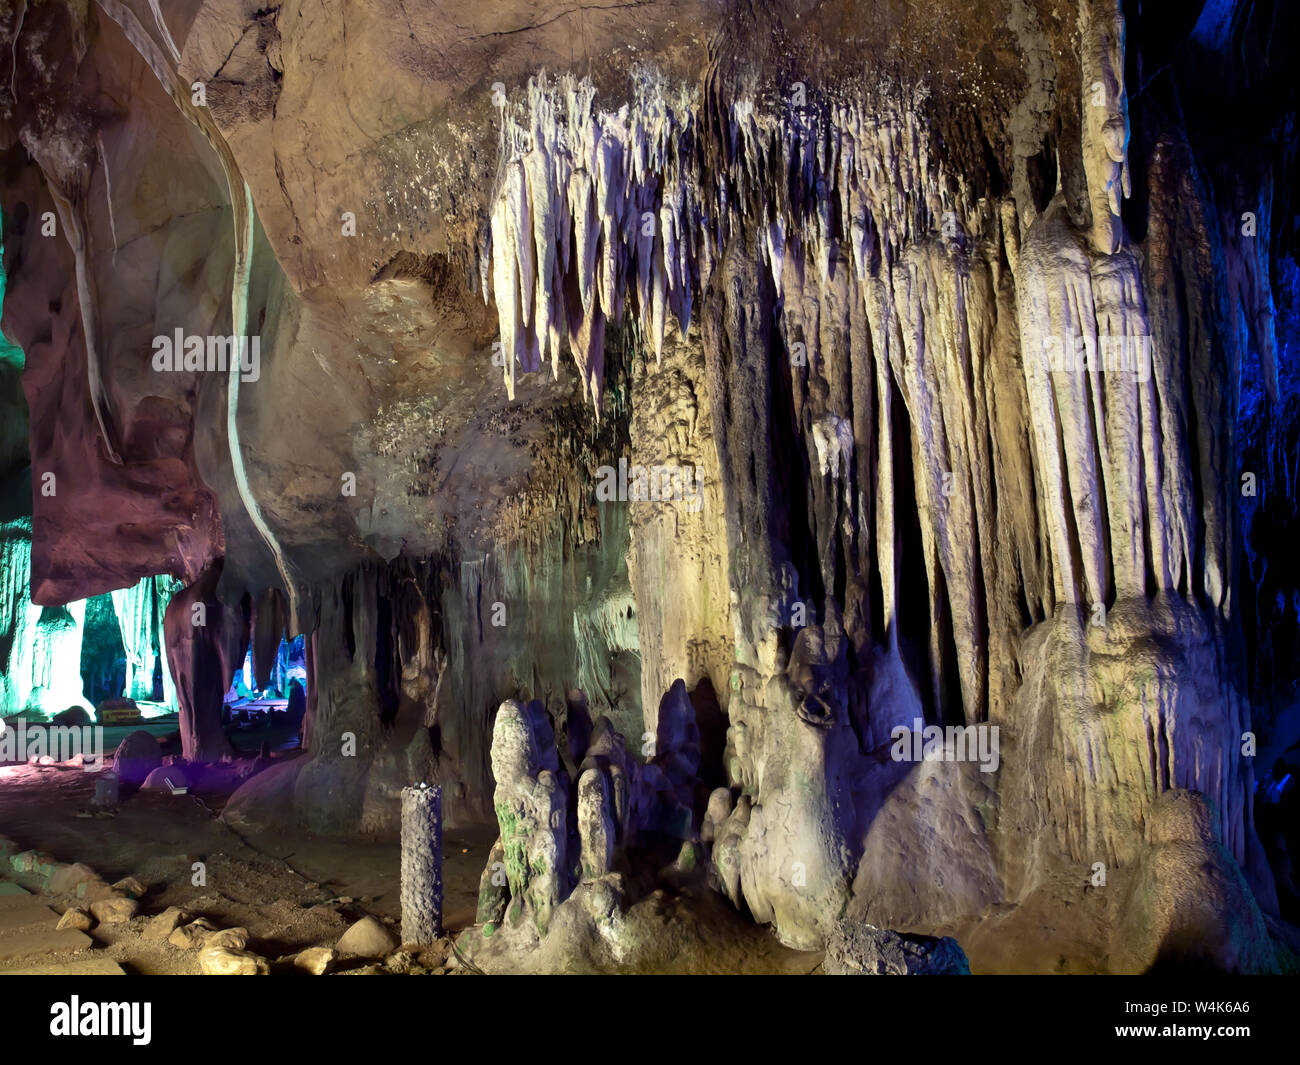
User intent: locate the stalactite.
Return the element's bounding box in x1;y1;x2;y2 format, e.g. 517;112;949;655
153;575;182;712
93;0;302;634
0;516;38;714
110;576;156;702
1;517;92;718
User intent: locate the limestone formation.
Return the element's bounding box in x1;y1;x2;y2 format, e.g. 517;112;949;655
824;920;971;975
576;768;615;880
0;0;1295;978
487;700;569;935
400;784;443;945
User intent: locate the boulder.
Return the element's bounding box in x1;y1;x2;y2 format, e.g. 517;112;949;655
205;927;250;951
46;862;101;896
824;920;971;975
143;907;188;942
141;764;188;792
198;945;270;975
293;946;335;975
335;916;399;958
169;918;218;949
89;894;139;924
75;878;115;902
111;876;146;899
52;706;91;726
56;907;93;931
111;730;161;785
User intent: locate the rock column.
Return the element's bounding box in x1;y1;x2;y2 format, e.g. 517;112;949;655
401;783;443;944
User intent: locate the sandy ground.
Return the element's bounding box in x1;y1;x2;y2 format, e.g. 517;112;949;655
0;754;494;974
0;751;819;974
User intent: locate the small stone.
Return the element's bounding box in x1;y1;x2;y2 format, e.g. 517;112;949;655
93;774;120;808
47;862;101;895
384;949;416;973
141;765;188;792
418;941;451;970
89;894;139;925
204;927;249;951
293;946;335;975
169;917;217;949
143;907;188;942
335;915;399;958
198;944;269;975
111;876;146;899
56;907;93;931
76;878;115;902
9;849;52;875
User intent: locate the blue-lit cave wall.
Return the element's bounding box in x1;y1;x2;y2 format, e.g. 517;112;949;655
1241;249;1300;921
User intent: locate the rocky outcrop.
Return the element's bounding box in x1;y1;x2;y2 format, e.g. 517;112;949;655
475;687;701;941
824;919;971;975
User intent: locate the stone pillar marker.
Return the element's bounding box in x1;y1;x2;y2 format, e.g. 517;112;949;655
400;783;443;944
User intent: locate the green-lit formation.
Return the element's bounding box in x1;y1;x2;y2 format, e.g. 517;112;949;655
0;218;180;723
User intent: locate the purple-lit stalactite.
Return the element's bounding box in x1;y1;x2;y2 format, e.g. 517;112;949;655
401;783;443;944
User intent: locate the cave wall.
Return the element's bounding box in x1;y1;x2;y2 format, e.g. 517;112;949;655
2;0;1296;970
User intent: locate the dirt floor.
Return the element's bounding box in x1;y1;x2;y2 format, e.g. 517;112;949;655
0;749;497;974
0;736;820;974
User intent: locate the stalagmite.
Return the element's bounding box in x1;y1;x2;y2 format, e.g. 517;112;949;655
111;577;156;702
400;784;444;945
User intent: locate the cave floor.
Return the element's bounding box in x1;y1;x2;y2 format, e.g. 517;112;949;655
0;759;822;974
0;758;494;973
